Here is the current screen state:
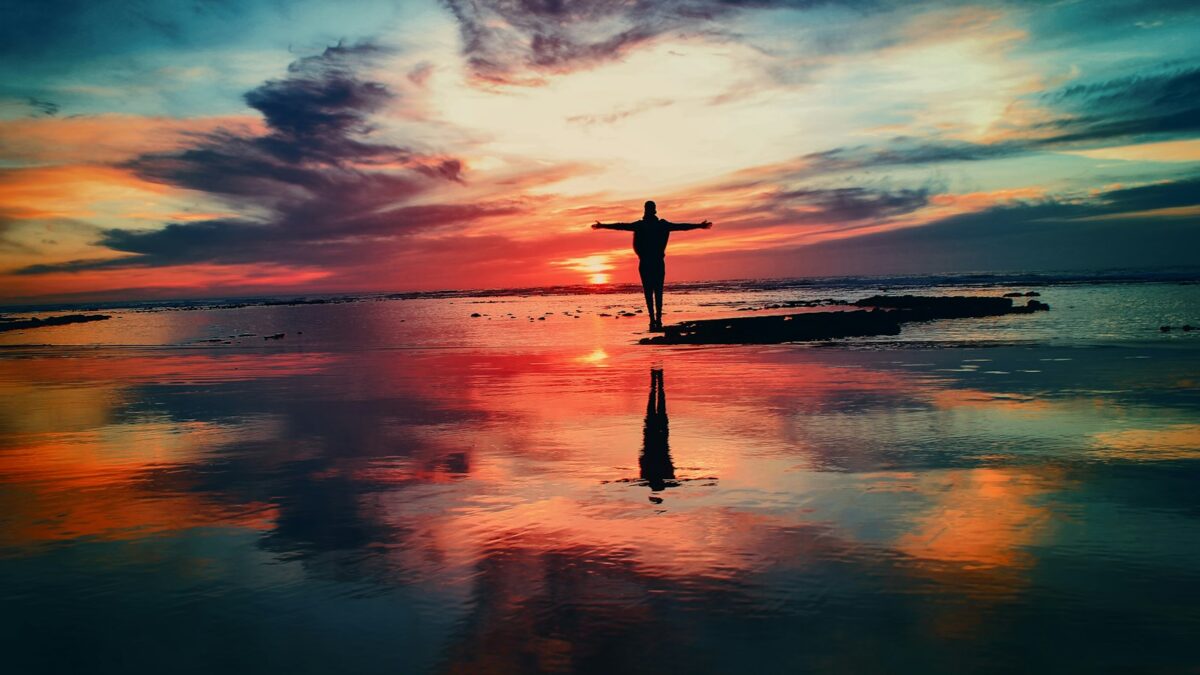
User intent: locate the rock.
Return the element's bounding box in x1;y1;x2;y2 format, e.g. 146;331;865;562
264;333;285;340
1184;325;1194;332
643;295;1052;345
1160;325;1172;332
1015;300;1050;313
1025;291;1041;297
642;309;903;345
470;312;482;318
854;295;1015;318
1003;292;1024;298
0;313;111;333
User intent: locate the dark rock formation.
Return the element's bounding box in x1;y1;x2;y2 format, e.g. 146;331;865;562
0;313;111;332
852;295;1019;318
641;309;902;345
642;295;1049;345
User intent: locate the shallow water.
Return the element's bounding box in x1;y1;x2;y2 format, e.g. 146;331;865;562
2;281;1199;673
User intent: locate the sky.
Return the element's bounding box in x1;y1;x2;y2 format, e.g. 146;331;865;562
0;0;1198;302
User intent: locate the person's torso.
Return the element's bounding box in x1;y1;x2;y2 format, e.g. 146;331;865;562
632;218;670;259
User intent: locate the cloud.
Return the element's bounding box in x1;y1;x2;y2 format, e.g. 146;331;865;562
1029;66;1200;145
768;64;1200;180
778;185;935;222
16;44;514;276
25;96;59;116
769;175;1200;275
566;98;674;125
802;139;1025;173
440;0;882;85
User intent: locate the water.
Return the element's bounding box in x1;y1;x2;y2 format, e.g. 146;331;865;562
1;278;1198;673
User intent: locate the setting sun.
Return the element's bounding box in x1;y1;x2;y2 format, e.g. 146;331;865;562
555;254;616;285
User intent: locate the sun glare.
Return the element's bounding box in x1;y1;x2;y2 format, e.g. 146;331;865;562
576;348;609;365
555;254;615;285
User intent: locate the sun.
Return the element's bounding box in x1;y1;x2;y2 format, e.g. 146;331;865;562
554;254;615;285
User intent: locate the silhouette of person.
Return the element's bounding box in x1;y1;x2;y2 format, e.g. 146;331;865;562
640;368;675;499
592;201;712;331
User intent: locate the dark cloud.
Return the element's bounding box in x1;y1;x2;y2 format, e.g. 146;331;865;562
17;44;512;276
16;202;520;274
1030;66;1200;145
778;185;934;222
753;176;1200;276
798;139;1025;174
25;96;59;116
440;0;880;84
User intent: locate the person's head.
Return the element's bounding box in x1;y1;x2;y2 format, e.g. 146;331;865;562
644;200;657;218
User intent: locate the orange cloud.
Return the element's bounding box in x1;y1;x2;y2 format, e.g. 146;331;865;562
0;262;332;302
0;114;262;164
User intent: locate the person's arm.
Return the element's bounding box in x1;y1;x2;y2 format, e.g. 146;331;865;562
667;220;713;231
591;221;638;231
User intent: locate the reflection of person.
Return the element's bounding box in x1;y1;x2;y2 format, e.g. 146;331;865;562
640;368;675;498
592;201;713;332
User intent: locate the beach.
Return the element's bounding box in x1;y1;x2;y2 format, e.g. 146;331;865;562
2;277;1199;673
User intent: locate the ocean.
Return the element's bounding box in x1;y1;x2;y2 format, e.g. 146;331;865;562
1;273;1198;673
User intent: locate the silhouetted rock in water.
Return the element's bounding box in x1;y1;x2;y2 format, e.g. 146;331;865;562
1025;291;1041;297
1161;325;1172;332
1184;325;1194;332
641;310;901;345
1003;292;1024;297
0;313;110;332
853;295;1020;318
470;312;482;318
264;333;285;340
641;295;1049;345
738;298;848;312
1011;299;1050;313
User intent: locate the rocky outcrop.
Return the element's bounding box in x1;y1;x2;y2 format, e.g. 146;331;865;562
0;314;111;332
641;295;1049;345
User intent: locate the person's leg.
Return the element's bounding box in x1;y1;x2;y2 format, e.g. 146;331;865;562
638;263;656;330
653;264;665;327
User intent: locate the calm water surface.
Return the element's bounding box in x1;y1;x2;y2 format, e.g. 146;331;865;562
2;282;1198;673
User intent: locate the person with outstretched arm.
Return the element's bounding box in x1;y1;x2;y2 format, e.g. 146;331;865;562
591;201;713;332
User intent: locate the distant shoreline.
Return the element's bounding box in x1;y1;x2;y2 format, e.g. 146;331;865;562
1;269;1197;315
